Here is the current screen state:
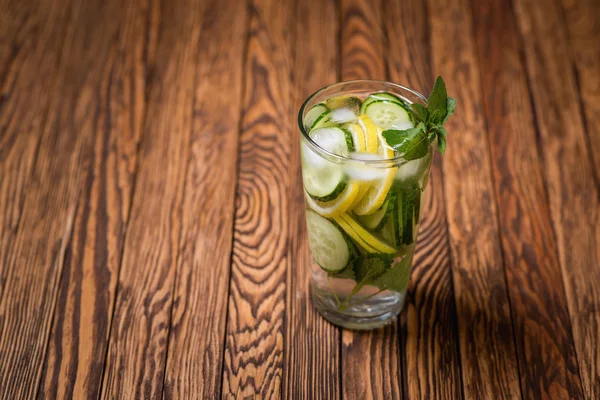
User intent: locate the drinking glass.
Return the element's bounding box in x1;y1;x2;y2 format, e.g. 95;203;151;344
299;80;434;330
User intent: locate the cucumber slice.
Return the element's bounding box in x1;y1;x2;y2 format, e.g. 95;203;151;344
302;127;354;201
306;210;352;272
363;100;412;130
397;185;420;245
311;110;339;130
414;189;421;223
304;103;328;131
356;192;396;230
360;92;408;112
401;194;414;245
376;198;401;248
326;96;362;113
368;92;404;105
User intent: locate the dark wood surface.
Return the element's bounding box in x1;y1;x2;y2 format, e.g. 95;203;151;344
0;0;598;398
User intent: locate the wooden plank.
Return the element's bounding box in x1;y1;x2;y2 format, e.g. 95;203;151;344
220;0;294;396
384;0;463;398
340;0;386;82
98;0;204;397
471;0;584;398
513;0;600;398
427;0;522;397
0;0;72;295
0;0;134;396
339;0;402;398
160;0;247;398
561;0;600;175
283;0;340;398
36;0;157;398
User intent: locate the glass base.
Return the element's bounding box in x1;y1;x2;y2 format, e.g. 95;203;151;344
311;283;406;330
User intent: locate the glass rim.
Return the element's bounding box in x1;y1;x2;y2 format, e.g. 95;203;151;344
298;79;430;166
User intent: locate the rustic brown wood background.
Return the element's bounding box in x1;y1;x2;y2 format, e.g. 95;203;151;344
0;0;598;398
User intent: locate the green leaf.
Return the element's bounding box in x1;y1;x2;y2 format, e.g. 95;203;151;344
410;103;429;124
429;109;445;124
427;124;447;155
382;123;429;161
328;263;356;280
437;135;447;155
443;97;456;123
428;76;448;123
337;254;393;311
353;254;390;284
429;124;447;139
372;255;413;293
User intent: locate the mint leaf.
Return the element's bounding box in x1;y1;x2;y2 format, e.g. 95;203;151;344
437;135;447;155
428;76;448;123
382;76;455;159
353;254;389;284
329;263;355;280
372;256;412;293
382;124;429;161
430;125;447;155
429;109;445;124
443;97;456;123
429;124;446;138
337;254;392;311
410;103;429;124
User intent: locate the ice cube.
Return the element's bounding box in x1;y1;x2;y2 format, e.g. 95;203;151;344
330;107;357;124
390;119;413;130
344;153;387;181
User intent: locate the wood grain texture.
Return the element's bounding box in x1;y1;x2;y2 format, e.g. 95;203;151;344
561;0;600;176
160;0;247;398
340;0;386;81
514;0;600;397
428;0;522;397
36;0;157;398
0;0;72;297
220;0;294;396
0;0;132;396
471;0;584;398
385;0;463;398
340;1;402;399
342;330;402;399
283;0;340;398
98;0;204;397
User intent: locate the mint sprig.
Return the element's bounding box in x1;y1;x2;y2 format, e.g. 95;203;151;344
335;253;413;311
371;256;412;293
382;76;456;159
337;254;391;311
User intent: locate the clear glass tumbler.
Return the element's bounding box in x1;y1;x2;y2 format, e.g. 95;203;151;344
298;80;434;330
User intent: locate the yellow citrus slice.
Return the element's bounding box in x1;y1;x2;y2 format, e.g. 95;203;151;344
304;182;359;218
344;122;371;205
344;123;366;152
352;130;397;215
357;115;379;154
333;213;396;253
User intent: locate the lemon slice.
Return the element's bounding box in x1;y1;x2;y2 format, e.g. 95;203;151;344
304;182;359;218
351;115;381;208
352;130;397;215
344;123;366;152
333;213;396;253
344;122;371;204
357;115;379;154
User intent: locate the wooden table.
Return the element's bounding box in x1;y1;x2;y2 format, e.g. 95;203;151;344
1;0;599;398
